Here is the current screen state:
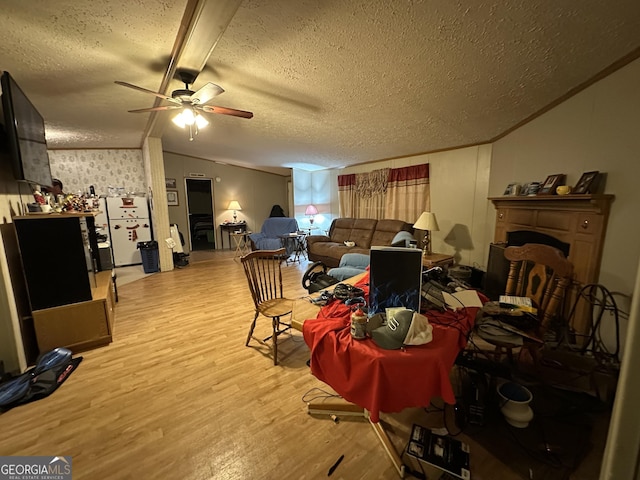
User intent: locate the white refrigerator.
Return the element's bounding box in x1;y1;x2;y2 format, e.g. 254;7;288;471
106;196;152;266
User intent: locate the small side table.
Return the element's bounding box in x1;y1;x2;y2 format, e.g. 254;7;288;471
302;226;320;236
231;231;252;259
422;252;455;270
279;232;307;265
220;222;247;249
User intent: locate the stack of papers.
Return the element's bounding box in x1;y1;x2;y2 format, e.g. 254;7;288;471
443;290;483;309
499;295;537;314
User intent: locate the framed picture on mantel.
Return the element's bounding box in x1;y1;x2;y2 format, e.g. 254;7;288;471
538;174;565;195
573;171;600;194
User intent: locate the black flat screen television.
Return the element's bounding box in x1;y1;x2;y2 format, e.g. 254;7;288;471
0;71;53;188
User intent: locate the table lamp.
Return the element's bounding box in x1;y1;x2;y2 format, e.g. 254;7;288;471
305;204;318;225
413;211;439;255
228;200;242;222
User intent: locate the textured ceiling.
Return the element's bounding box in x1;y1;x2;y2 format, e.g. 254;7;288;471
1;0;640;175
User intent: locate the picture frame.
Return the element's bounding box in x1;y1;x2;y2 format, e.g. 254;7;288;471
538;174;565;195
503;183;521;196
573;171;600;194
165;178;177;189
525;182;541;196
167;190;179;206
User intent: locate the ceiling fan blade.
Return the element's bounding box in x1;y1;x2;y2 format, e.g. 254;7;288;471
128;105;182;113
200;105;253;119
190;82;225;105
115;81;182;105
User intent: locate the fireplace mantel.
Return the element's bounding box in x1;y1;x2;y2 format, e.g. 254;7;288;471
489;193;615;338
490;194;614;215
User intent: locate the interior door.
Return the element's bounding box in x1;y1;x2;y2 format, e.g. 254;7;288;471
186;178;215;251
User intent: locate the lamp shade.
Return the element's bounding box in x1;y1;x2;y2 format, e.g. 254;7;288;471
305;204;318;215
414;212;439;232
228;201;242;211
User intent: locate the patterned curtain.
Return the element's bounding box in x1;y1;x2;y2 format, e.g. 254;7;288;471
384;164;430;223
338;174;357;217
338;164;430;222
355;168;389;219
338;169;390;219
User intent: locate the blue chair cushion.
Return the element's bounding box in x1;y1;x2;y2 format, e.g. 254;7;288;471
328;253;370;281
339;253;370;269
391;230;415;247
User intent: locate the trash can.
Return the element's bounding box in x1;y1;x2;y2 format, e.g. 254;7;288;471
137;241;159;273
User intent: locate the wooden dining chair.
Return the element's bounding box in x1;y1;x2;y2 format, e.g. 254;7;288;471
478;243;574;363
241;248;294;365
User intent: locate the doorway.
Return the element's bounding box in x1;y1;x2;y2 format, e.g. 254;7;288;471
186;178;216;251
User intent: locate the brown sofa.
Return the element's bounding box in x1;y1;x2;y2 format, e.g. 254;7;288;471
306;218;413;267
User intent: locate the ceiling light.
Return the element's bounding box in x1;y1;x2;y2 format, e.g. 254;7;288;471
172;108;209;141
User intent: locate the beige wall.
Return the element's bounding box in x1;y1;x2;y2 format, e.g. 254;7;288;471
163;152;291;251
491;57;640;356
328;144;493;269
488;59;640;478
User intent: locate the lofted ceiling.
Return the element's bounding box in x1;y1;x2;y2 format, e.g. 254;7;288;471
1;0;639;176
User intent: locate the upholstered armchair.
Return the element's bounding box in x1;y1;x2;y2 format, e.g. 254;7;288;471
248;217;299;256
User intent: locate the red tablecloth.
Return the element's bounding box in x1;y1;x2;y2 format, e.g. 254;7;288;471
303;273;479;423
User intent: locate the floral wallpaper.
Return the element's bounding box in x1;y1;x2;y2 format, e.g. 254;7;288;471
48;149;145;196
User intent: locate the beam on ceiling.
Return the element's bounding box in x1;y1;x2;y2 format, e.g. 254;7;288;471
143;0;243;140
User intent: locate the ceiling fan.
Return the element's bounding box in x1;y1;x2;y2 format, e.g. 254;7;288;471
115;71;253;140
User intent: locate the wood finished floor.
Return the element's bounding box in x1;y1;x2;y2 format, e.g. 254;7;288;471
0;250;607;479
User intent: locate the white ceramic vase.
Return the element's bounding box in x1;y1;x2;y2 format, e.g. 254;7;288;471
498;382;534;428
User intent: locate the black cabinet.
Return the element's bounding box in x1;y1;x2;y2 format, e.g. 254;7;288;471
14;215;96;311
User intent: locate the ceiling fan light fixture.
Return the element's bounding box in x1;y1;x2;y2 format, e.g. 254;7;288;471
195;113;208;129
171;112;187;128
172;109;208;130
177;108;197;126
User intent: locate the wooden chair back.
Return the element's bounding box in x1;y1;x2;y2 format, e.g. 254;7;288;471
241;248;287;310
504;243;574;333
